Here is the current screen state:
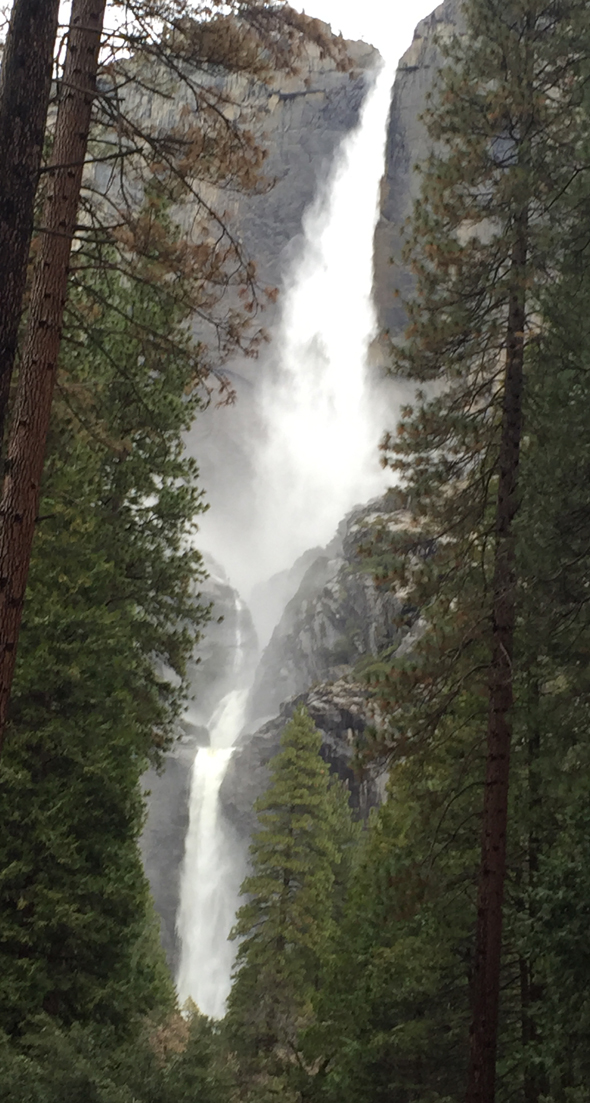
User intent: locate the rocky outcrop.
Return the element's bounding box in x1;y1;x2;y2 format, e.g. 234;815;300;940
219;491;418;835
247;491;415;725
183;555;258;726
373;0;465;340
220;679;385;837
140;736;197;970
112;26;379;304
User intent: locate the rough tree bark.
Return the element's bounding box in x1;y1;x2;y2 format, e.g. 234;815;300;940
466;210;528;1103
0;0;61;445
0;0;107;756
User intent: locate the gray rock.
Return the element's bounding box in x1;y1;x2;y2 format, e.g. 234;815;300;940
219;678;385;837
247;490;414;725
374;0;465;343
220;490;420;837
184;554;258;726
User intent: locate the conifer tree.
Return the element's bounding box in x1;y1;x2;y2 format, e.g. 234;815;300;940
0;209;208;1033
370;2;590;1100
0;0;61;443
226;708;354;1088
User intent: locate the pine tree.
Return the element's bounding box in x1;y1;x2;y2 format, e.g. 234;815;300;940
0;219;208;1033
225;708;355;1090
508;170;590;1097
0;0;61;442
369;2;590;1100
0;0;108;757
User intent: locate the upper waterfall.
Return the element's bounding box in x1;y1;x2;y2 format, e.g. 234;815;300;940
248;60;393;596
194;56;397;621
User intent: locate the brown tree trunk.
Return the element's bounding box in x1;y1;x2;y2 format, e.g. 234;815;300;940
520;693;546;1103
0;0;106;756
0;0;61;446
466;209;528;1103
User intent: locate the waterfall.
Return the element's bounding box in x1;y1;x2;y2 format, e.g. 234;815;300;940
175;692;249;1017
176;55;395;1017
175;602;251;1017
249;59;392;591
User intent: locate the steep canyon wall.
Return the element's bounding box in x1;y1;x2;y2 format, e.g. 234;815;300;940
140;0;461;974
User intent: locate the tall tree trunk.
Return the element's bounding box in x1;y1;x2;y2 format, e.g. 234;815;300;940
0;0;106;756
466;208;528;1103
520;689;546;1103
0;0;61;446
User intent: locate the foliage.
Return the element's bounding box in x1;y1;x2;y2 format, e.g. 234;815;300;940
0;1007;229;1103
324;3;590;1102
308;704;481;1103
0;212;208;1034
225;707;357;1097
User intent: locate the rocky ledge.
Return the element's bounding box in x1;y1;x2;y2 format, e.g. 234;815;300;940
219;678;386;837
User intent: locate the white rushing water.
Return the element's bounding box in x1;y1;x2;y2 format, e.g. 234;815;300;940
176;688;249;1017
248;60;393;587
176;601;251;1017
176;56;396;1018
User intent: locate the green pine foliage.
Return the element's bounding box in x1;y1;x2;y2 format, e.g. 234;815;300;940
225;707;357;1095
506;203;590;1097
309;4;590;1103
0;203;210;1035
309;708;481;1103
0;1006;229;1103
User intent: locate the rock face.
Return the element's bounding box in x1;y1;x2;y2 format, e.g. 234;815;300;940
226;36;379;293
220;680;383;838
139;4;464;969
114;25;379;307
373;0;464;340
247;492;413;725
140;737;197;970
219;491;417;835
183;555;258;725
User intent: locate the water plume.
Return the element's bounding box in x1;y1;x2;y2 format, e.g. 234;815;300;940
176;54;397;1018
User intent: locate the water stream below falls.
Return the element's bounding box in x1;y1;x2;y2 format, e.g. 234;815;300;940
175;55;396;1018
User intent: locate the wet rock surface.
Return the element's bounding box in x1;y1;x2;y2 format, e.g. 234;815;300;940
373;0;464;342
184;555;258;725
220;491;418;835
219;679;385;838
140;558;257;974
246;491;414;725
139;735;198;974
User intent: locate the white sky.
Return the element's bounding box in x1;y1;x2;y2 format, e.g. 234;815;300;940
52;2;439;68
56;2;439;65
293;1;439;62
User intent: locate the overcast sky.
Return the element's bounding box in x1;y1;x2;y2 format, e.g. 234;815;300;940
53;2;438;66
292;0;439;62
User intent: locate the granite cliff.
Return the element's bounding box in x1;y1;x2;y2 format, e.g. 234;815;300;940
140;2;461;972
373;0;464;340
219;490;421;837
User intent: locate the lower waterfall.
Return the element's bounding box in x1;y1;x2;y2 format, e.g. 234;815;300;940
176;52;396;1017
176;688;249;1018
